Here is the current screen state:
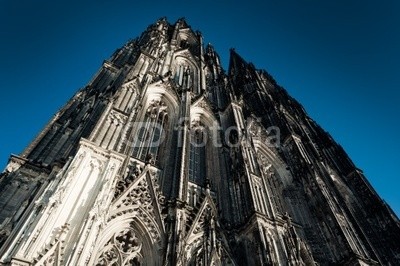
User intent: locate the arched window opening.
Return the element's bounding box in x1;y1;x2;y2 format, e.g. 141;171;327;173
174;56;201;94
174;64;192;90
189;123;206;186
132;100;168;164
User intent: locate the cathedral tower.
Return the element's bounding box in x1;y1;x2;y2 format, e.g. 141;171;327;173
0;18;399;265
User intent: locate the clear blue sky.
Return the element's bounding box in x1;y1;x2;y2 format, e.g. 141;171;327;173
0;0;399;216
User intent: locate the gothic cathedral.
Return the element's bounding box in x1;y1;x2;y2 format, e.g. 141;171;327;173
0;18;399;266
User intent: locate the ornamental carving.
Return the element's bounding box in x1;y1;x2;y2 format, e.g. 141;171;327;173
107;110;128;125
114;162;143;199
258;154;272;174
95;228;142;266
146;100;167;118
111;170;165;244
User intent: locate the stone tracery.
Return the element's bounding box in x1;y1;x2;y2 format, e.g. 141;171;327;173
96;228;143;266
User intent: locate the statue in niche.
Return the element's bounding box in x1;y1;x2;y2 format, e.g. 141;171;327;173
258;154;273;174
114;162;143;199
145;153;155;165
283;212;305;264
131;163;142;177
264;164;273;174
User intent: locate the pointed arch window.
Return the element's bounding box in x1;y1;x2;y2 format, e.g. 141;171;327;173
188;123;206;185
132;100;168;163
174;64;192;90
175;65;184;86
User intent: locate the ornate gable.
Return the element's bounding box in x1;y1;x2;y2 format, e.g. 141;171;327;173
181;193;236;265
33;241;62;266
190;96;218;126
186;194;217;239
192;95;214;113
32;223;69;266
110;166;166;243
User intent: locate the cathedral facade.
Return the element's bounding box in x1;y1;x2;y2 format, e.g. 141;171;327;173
0;18;399;265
